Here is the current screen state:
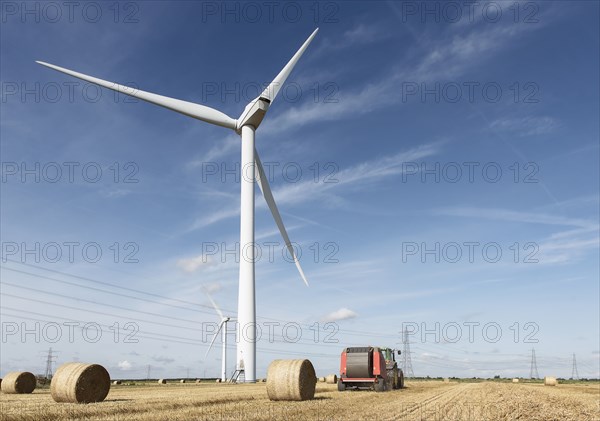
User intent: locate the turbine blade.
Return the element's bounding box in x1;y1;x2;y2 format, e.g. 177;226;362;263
255;149;309;286
35;61;237;130
203;289;224;320
260;28;319;103
205;321;224;358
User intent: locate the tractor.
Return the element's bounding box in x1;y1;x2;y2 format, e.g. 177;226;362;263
338;346;404;392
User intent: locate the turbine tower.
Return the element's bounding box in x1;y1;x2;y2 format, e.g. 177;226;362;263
37;29;318;383
204;290;235;382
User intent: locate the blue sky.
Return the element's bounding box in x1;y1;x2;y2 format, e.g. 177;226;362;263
1;1;598;380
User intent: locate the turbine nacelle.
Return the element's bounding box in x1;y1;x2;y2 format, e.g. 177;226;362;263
236;97;270;132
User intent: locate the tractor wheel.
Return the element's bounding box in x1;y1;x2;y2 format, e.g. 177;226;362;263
337;380;346;392
392;367;399;389
374;378;386;392
398;372;405;389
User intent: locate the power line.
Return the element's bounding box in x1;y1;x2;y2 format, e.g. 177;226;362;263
43;347;58;379
402;327;415;378
0;292;353;348
0;310;338;358
529;348;539;379
2;262;401;339
2;267;218;317
571;353;579;380
1;281;210;324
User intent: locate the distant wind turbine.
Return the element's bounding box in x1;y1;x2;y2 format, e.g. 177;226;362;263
37;28;318;383
204;289;234;382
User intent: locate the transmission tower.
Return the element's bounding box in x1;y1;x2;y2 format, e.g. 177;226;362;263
146;364;151;381
402;328;415;378
43;347;57;380
571;353;579;380
529;348;539;379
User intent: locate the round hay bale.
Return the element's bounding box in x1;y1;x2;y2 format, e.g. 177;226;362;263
215;378;222;383
512;378;519;383
112;380;122;385
544;376;558;386
325;374;337;384
318;377;326;383
1;372;36;394
266;359;316;401
158;379;167;385
51;362;110;403
180;379;186;384
195;379;202;383
261;378;267;383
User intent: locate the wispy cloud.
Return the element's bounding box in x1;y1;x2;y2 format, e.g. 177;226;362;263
270;142;442;206
190;142;442;230
202;281;223;294
186;134;239;168
434;206;599;265
265;20;542;134
152;355;175;364
536;234;599;265
312;23;388;58
434;207;598;229
490;116;560;137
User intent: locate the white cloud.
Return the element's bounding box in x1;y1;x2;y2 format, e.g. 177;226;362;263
322;307;358;322
118;360;132;371
177;255;217;273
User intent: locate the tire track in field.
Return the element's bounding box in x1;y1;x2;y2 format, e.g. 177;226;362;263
386;382;469;420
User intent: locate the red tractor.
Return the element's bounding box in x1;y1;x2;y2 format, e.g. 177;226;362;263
338;346;404;392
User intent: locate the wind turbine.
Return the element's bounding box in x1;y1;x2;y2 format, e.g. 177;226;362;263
36;28;318;383
204;290;235;382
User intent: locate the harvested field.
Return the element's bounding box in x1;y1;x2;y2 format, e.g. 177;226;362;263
1;380;598;421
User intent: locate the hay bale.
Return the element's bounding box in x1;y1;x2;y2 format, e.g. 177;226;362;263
158;379;167;384
215;378;222;383
51;362;110;403
261;378;267;383
195;379;202;383
180;379;186;384
325;374;337;384
112;380;122;385
266;359;316;401
544;376;558;386
512;378;519;383
1;372;36;394
318;377;326;383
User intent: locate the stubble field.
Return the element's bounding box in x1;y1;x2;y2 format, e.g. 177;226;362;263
1;380;598;421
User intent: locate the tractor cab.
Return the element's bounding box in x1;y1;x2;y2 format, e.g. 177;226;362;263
381;347;400;364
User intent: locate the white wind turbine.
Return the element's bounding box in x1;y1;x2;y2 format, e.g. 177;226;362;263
204;290;235;382
37;28;318;383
